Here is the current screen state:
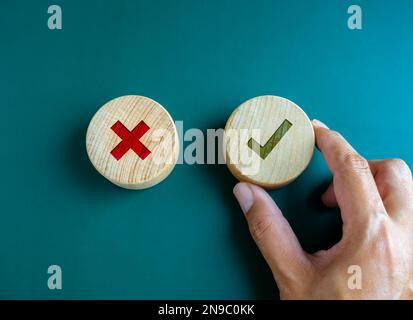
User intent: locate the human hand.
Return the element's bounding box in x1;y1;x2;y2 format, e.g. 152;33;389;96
233;119;413;299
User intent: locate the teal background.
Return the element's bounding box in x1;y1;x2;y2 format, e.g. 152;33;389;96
0;0;412;299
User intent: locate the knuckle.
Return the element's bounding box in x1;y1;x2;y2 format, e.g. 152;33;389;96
351;213;385;245
326;130;342;141
385;158;411;176
343;152;369;173
249;216;273;244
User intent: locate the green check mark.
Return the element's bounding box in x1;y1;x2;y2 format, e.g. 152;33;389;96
247;119;293;160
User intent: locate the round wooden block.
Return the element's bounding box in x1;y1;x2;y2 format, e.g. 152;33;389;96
86;95;179;190
224;96;315;189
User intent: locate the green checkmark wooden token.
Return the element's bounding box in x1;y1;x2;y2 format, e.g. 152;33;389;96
224;96;315;189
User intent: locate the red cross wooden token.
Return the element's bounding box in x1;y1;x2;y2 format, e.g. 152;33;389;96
86;95;179;189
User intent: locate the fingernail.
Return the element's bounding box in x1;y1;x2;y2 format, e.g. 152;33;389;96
312;119;329;129
233;183;254;214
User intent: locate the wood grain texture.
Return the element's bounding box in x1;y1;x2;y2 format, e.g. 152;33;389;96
224;96;315;189
86;95;179;190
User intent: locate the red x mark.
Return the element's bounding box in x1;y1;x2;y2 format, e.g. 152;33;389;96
110;120;151;161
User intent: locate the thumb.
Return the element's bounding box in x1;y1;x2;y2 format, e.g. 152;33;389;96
234;183;313;284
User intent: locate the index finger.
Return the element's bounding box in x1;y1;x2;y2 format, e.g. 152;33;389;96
312;120;386;226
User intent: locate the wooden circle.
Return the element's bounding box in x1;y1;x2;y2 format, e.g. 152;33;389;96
86;95;179;190
224;96;315;189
